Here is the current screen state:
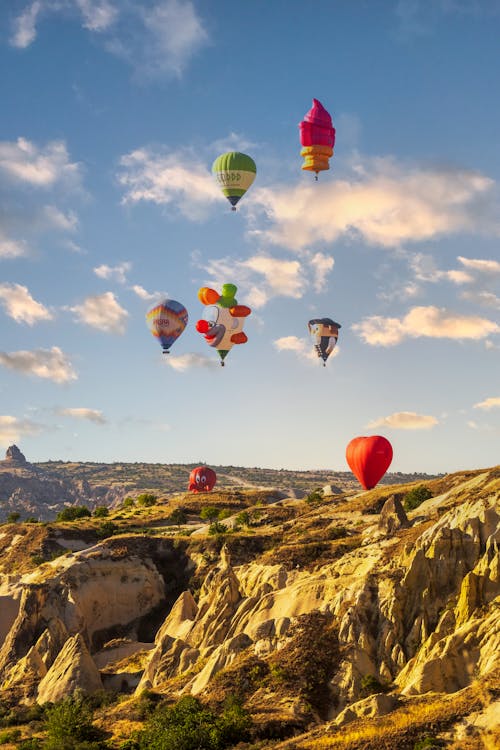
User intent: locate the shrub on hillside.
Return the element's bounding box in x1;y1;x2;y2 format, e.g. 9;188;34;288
209;521;228;536
137;694;251;750
93;506;109;518
56;506;91;522
43;694;107;749
136;494;157;507
403;485;433;512
200;506;219;521
122;497;135;508
169;508;187;525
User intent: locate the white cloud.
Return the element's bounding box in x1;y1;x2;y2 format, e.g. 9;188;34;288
273;335;337;364
0;347;77;383
10;1;42;48
130;285;162;301
42;205;79;231
309;252;335;292
165;353;218;371
0;234;27;259
57;407;106;424
201;250;335;310
366;411;438;430
248;158;497;250
0;138;81;188
69;291;128;333
461;290;500;309
94;261;131;284
0;415;42;443
118;147;219;219
139;0;209;76
75;0;117;31
353;305;499;346
473;396;500;411
457;256;500;274
0;283;53;324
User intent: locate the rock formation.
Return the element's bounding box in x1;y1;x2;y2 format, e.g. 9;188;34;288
0;466;497;749
3;445;27;465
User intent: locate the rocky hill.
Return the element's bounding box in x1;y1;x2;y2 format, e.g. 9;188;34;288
0;465;497;749
0;445;438;522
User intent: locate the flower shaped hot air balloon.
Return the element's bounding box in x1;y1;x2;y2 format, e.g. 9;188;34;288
299;98;335;179
188;466;217;493
212;152;256;210
346;436;393;490
195;283;251;366
146;299;188;354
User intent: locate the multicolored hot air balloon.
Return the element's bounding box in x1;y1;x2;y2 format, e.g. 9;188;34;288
146;299;188;354
346;436;393;490
188;466;217;493
308;318;341;366
212;152;256;210
299;99;335;179
195;283;251;366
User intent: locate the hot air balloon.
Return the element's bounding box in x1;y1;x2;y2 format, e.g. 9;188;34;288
146;299;188;354
212;152;256;210
195;283;251;366
188;466;217;493
346;436;393;490
299;99;335;179
308;318;341;366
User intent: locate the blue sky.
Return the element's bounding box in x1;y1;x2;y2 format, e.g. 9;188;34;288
0;0;499;473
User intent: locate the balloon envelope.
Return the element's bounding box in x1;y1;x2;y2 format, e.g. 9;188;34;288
308;318;341;364
212;152;256;209
346;435;393;490
188;466;217;493
146;299;188;353
299;99;335;175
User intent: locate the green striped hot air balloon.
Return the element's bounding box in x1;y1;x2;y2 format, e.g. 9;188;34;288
212;151;256;210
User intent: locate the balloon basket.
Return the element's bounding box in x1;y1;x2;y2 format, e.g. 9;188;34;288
231;206;237;212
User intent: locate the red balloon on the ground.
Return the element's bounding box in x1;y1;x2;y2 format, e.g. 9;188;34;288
346;436;393;490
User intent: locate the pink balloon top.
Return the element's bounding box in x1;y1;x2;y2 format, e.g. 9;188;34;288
299;98;335;148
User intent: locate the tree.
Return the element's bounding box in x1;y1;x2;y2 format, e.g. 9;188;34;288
169;508;187;526
123;497;135;508
7;512;20;523
93;506;109;518
43;694;106;749
56;506;91;522
136;494;157;507
200;506;219;521
403;485;433;512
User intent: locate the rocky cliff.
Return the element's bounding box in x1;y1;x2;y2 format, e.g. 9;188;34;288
0;466;498;749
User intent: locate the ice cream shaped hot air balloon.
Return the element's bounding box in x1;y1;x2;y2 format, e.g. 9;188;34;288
195;283;251;365
146;298;188;354
299;99;335;179
212;152;256;210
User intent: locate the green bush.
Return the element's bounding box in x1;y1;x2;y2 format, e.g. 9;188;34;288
122;497;135;508
234;511;250;527
93;506;109;518
136;494;157;507
403;485;433;512
169;508;187;525
137;694;250;750
56;506;91;522
43;694;107;749
413;737;445;750
6;512;20;523
0;727;21;744
306;488;323;504
200;506;219;521
208;521;228;536
95;521;117;539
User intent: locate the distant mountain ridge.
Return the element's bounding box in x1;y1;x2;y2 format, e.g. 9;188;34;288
0;445;439;522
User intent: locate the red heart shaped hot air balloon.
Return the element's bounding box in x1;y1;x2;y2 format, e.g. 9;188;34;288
346;436;393;490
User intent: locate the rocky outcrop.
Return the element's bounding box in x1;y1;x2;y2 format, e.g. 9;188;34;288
4;445;27;465
37;634;103;704
378;495;409;534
